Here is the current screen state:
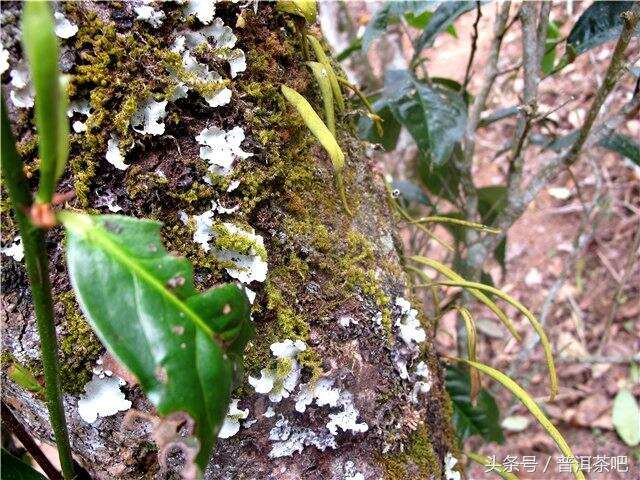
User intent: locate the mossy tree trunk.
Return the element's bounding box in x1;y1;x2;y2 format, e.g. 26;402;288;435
1;2;455;478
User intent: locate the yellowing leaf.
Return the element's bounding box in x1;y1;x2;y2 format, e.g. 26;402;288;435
466;452;520;480
455;359;585;480
307;35;344;111
412;215;501;234
305;61;335;135
433;278;558;401
612;389;640;446
456;307;480;404
410;256;521;341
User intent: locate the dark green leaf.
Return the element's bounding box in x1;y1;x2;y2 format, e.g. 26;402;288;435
357;101;401;151
418;154;461;203
599;133;640;165
431;76;473;105
385;70;467;165
446;364;505;443
477;185;507;225
361;4;394;52
494;236;507;270
567;1;640;55
59;212;253;471
413;1;476;56
1;449;47;480
21;1;67;204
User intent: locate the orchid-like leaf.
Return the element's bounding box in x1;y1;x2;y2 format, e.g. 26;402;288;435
58;212;253;471
307;35;344;111
276;0;317;23
453;359;584;480
305;61;335;135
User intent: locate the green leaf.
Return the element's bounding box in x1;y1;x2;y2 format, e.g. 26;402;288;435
362;2;432;51
477;185;507;225
307;36;344;112
417;155;461;203
281;84;344;171
413;1;476;57
541;21;561;76
276;0;317;23
599;133;640;166
567;1;639;55
612;389;640;446
336;37;362;61
58;212;253;470
305;61;335;135
384;70;467;165
446;364;505;444
21;1;67;204
1;449;47;480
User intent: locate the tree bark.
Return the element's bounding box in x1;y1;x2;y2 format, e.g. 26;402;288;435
1;2;455;479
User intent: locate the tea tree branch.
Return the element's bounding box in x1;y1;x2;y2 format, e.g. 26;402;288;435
1;99;76;479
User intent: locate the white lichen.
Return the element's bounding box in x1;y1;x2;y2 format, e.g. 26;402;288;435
183;0;216;25
131;99;167;135
444;452;461;480
67;99;91;133
248;340;306;402
77;376;131;424
326;392;368;435
105;134;128;170
294;378;341;413
1;236;24;262
0;47;9;75
243;286;256;304
192;208;215;252
410;360;433;403
218;399;249;439
214;223;267;284
134;5;166;28
54;12;78;39
196;125;252;176
268;418;336;458
394;297;426;348
9;62;34;108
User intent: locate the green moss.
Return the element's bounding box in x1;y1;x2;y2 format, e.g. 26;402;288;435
380;426;443;480
211;223;268;261
57;291;103;394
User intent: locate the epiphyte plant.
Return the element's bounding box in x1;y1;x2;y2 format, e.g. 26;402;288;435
1;2;253;478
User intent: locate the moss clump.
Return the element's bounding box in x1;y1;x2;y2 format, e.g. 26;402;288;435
57;291;103;394
211;223;268;261
380;427;443;480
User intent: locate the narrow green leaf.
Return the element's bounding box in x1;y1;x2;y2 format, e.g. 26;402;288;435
435;279;558;401
412;1;477;59
466;452;520;480
612;389;640;446
411;256;521;341
446;364;505;444
56;75;70;182
1;449;48;480
307;36;344;111
58;212;253;470
336;37;362;61
454;359;585;480
280;84;344;171
599;133;640;166
457;307;480;404
276;0;317;23
21;1;66;204
412;215;500;234
305;61;335;136
567;1;639;55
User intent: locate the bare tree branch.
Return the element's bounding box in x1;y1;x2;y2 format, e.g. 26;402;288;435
462;1;483;93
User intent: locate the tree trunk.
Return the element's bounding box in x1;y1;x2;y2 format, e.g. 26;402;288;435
1;2;455;478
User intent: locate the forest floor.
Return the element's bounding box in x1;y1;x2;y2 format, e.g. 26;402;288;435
322;2;639;479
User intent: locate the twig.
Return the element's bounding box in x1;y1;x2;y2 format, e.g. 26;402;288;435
462;1;483;93
597;223;640;353
1;99;76;479
1;402;63;480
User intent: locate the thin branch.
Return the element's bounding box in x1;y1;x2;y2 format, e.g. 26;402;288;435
1;402;63;480
557;354;640;364
462;1;483;93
